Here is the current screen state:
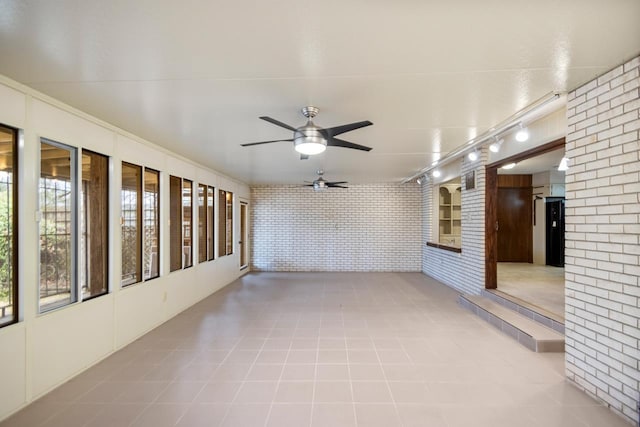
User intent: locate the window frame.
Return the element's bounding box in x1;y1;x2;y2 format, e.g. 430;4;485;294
121;162;143;287
143;167;160;281
39;138;79;313
0;124;18;328
218;189;233;257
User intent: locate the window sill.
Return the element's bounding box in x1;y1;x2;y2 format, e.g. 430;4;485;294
426;242;462;253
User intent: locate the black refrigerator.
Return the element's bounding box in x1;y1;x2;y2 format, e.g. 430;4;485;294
546;198;565;267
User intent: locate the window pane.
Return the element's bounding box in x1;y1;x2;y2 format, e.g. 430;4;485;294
169;175;182;272
218;190;233;257
207;186;214;261
198;184;207;263
144;168;159;280
218;190;226;257
40;140;76;312
0;125;16;327
183;179;193;268
226;191;233;255
81;150;109;300
121;162;142;286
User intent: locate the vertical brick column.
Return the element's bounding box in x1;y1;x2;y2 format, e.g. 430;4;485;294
565;55;640;423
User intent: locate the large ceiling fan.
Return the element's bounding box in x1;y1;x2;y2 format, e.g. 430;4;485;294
304;170;348;191
241;106;373;159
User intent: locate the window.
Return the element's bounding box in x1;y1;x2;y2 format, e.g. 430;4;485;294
437;177;462;247
219;189;233;256
81;150;109;300
198;184;207;263
169;175;192;271
169;175;182;272
39;140;77;311
122;164;160;285
207;186;215;261
183;179;193;268
198;184;215;263
121;162;142;286
0;125;17;327
143;169;160;280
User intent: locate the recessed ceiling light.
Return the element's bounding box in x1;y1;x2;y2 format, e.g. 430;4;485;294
558;157;569;171
502;162;516;170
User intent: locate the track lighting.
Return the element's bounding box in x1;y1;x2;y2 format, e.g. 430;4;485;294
489;137;503;153
416;177;423;185
432;170;441;178
515;123;529;142
558;157;569;171
467;150;480;161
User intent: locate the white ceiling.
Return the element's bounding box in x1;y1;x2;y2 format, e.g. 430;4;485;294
0;0;638;185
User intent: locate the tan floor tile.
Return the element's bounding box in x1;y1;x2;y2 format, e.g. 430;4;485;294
175;403;229;427
351;381;392;403
274;381;314;403
317;350;348;364
349;364;386;381
196;382;242;403
131;403;189;427
115;381;168;403
85;403;147;427
354;404;401;427
267;403;312;427
220;403;271;427
396;404;447;427
281;364;316;381
287;350;317;363
246;364;284;381
316;364;350;381
314;381;353;403
233;381;278;403
155;381;205;403
311;403;356;427
256;350;289;363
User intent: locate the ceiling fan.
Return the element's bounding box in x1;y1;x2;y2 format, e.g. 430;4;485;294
304;170;348;191
241;106;373;159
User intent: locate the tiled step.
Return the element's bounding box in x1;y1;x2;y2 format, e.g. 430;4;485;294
459;295;564;353
481;289;565;335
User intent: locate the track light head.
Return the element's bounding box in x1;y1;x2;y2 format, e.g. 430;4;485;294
515;124;529;142
467;150;479;161
489;137;503;153
432;170;441;178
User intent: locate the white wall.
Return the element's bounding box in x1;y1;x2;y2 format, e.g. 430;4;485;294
0;75;250;422
564;55;639;424
251;183;422;272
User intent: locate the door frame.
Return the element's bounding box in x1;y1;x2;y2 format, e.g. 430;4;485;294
239;200;249;271
484;137;565;289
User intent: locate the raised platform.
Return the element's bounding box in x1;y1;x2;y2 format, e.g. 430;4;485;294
482;289;565;334
459;294;564;353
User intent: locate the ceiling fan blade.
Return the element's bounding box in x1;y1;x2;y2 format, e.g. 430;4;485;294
326;181;347;185
324;120;373;137
300;154;309;160
241;139;293;147
303;184;314;187
259;116;297;132
328;184;349;188
327;137;372;151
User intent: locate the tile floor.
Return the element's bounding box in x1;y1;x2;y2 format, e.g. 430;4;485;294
1;272;629;427
497;263;565;319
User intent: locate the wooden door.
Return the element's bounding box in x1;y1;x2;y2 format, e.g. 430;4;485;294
497;187;532;262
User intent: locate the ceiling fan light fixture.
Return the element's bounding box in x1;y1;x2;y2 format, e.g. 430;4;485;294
295;141;327;155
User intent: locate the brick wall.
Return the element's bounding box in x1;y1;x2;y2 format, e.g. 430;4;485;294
565;55;640;423
251;183;422;271
422;151;487;295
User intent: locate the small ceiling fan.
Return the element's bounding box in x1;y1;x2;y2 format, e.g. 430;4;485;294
241;106;373;159
304;170;348;191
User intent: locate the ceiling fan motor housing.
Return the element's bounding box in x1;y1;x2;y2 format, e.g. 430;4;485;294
294;122;327;155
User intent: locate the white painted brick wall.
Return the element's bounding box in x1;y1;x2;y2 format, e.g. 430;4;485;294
422;150;486;295
250;183;422;271
565;55;640;424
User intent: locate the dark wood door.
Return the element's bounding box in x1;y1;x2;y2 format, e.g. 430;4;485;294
497;187;532;262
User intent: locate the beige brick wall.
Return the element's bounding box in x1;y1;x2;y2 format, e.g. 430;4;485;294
565;55;640;423
250;183;422;271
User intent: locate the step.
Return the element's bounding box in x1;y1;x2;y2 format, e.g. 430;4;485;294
481;289;565;335
459;295;564;353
